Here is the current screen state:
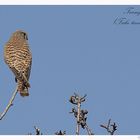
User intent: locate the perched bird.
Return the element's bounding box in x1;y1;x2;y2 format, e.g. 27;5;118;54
4;30;32;97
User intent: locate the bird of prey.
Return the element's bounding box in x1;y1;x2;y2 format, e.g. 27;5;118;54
4;30;32;97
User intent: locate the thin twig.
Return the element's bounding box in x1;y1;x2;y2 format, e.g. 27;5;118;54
70;93;93;135
76;96;81;135
107;119;111;129
85;124;94;135
0;85;18;120
76;123;80;135
55;130;66;135
34;126;42;135
80;94;87;102
100;119;117;135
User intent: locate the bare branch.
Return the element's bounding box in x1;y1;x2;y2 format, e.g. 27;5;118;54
107;119;111;129
34;126;42;135
55;130;66;135
70;93;94;135
76;96;81;135
100;119;117;135
69;96;78;105
0;85;18;120
85;124;94;135
80;94;87;102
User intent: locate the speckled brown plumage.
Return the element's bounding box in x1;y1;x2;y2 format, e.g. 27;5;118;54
4;30;32;97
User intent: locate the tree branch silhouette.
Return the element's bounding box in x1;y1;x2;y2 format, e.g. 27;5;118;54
0;85;18;120
100;119;117;135
55;130;66;135
69;93;93;135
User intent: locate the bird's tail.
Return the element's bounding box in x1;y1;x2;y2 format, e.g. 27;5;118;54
17;80;30;97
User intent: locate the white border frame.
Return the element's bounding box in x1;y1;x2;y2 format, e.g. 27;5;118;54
0;0;140;5
0;1;139;139
0;136;139;140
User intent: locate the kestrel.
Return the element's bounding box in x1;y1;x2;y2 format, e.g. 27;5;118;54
4;30;32;97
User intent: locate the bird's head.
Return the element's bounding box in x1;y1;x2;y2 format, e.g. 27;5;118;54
13;30;28;40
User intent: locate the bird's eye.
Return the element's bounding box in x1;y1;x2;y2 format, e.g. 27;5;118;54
23;33;28;40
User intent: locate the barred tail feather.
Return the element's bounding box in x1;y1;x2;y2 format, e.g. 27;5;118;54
20;88;29;97
17;80;30;97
